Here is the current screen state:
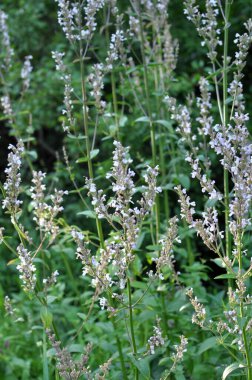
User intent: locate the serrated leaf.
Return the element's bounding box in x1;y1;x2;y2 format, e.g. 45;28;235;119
198;337;217;355
222;363;244;380
128;355;150;379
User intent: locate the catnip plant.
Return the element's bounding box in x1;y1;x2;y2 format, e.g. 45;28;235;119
165;0;252;378
1;0;252;379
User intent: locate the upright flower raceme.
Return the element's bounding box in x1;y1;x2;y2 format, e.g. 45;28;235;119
21;55;33;91
184;0;222;61
55;0;78;42
52;51;74;132
2;141;24;214
16;244;36;293
147;318;165;355
72;141;161;298
30;170;68;240
55;0;106;42
0;93;13;121
0;10;14;70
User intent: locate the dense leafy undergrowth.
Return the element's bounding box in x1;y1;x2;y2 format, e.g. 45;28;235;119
0;0;252;379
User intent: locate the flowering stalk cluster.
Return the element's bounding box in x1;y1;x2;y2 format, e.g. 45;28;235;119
186;288;206;327
147;317;165;355
169;2;252;376
170;335;188;373
0;10;14;70
43;270;59;291
21;55;33;91
46;329;93;380
4;295;14;316
55;0;106;42
184;0;222;61
0;93;13;121
73;141;161;298
152;216;180;281
2;141;24;214
30;170;67;240
16;244;36;293
52;51;74;132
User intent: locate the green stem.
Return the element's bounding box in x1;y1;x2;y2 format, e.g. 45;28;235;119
243;327;252;380
79;42;104;248
184;220;194;266
104;7;120;140
107;294;128;379
138;6;160;242
223;1;232;286
60;251;79;295
127;277;138;380
237;232;251;380
79;45;93;179
111;71;120;140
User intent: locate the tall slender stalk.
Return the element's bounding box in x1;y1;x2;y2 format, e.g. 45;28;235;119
138;5;160;243
236;228;252;380
127;277;139;380
111;71;120;140
223;0;232;274
104;7;120;140
108;293;128;380
79;42;104;248
78;40;131;377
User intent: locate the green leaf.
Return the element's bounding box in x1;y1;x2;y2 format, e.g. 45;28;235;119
132;255;142;276
77;210;96;219
222;363;245;380
43;332;49;380
76;149;99;163
77;313;86;320
7;258;19;266
90;149;99;159
128;355;150;379
131;281;147;290
146;244;162;251
214;273;236;280
67;134;87;140
76;156;88;163
135;116;150;123
47;296;57;304
40;307;53;329
198;337;218;355
154;119;172;128
178;174;190;189
211;258;225;268
68;344;83;353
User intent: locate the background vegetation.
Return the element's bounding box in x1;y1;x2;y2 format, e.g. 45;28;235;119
0;0;252;379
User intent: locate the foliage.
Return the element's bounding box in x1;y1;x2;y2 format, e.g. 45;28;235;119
0;0;252;379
